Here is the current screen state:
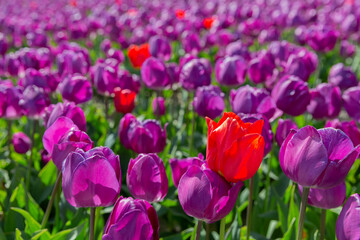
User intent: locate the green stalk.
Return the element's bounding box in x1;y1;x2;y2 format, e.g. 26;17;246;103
26;120;37;208
219;218;226;240
297;187;310;240
7;119;12;154
41;173;62;229
320;209;326;240
89;207;96;240
195;220;203;240
246;177;254;240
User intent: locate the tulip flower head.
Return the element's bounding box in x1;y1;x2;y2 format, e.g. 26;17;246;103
206;112;265;183
12;132;31;154
169;154;204;188
336;193;360;240
127;43;151;69
113;88;136;114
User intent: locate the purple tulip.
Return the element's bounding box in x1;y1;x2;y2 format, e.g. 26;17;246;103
141;57;170;90
193;85;225;119
127;153;168;202
19;85;50;119
328;63;358;90
118;69;141;93
0;33;8;56
272;75;310;116
294;26;307;45
106;49;125;63
275;119;298;146
340;40;356;58
90;59;120;96
169;154;204;188
215;56;247;86
305;25;338;52
268;41;296;66
20;68;59;93
56;50;88;77
238;113;273;156
57;74;93;104
179;58;211;91
52;130;93;171
62;147;121;208
119;113;167;153
258;28;280;45
5;53;21;76
284;49;318;82
102;197;159;240
100;39;112;53
149;35;172;61
343;86;360;122
325;120;360;146
0;86;23;119
248;51;276;84
225;41;251;61
178;163;243;223
43;102;86;131
307;83;342;119
298;183;346;209
280;126;360;189
181;31;201;54
166;62;180;85
12;132;31;154
336;194;360;240
26;30;48;48
152;97;166;116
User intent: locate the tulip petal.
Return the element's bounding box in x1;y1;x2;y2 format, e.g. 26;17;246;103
336;194;360;240
318;128;354;161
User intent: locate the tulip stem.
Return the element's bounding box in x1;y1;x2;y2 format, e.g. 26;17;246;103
7;119;12;154
195;220;202;240
104;96;109;120
219;218;226;240
41;173;62;229
26;120;37;196
89;207;96;240
246;177;254;240
320;209;326;240
189;111;195;155
297;187;310;240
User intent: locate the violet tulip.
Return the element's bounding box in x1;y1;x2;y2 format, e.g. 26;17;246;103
328;63;358;90
141;57;170;90
340;40;356;58
298;183;346;209
215;56;247;86
152;97;166;116
193;85;225;119
0;86;23;119
178;163;243;223
169;154;204;188
336;194;360;240
343;87;360;122
275;119;298;146
12;132;31;154
57;74;93;104
284;49;318;82
248;51;276;84
19;85;50;119
181;31;201;54
118;69;141;93
272;75;310;116
102;197;159;240
119;113;167;153
90;59;120;96
179;58;211;91
62;147;121;208
325;120;360;146
305;25;338;52
307;83;342;119
280;126;360;189
149;35;172;61
127;153;168;202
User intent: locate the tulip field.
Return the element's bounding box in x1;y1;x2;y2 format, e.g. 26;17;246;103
2;0;360;239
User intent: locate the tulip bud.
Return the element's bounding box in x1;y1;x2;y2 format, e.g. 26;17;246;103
193;85;225;119
225;41;251;61
336;194;360;240
127;153;168;202
19;85;50;119
152;97;166;116
141;57;171;90
284;49;318;82
127;43;151;68
62;147;121;208
113;88;136;114
305;25;338;52
178;163;243;223
169;154;204;188
12;132;31;154
179;58;211;91
90;59;120;96
275;119;298;146
328;63;358;90
181;31;201;54
0;33;8;56
340;40;356;58
248;51;276;84
0;86;23;119
102;197;159;240
149;35;172;61
325;120;360;146
57;74;93;104
215;56;247;86
118;69;141;93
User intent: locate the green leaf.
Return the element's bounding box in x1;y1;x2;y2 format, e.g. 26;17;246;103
11;207;41;236
283;217;296;240
51;222;85;240
38;161;57;185
15;228;24;240
31;229;50;240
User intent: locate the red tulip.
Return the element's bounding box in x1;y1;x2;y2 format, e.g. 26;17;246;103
175;9;185;19
206;112;265;183
114;88;136;114
203;17;216;29
127;44;151;68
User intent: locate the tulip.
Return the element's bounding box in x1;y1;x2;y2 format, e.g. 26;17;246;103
280;126;360;189
328;63;358;90
19;85;50;119
248;51;276;84
102;197;159;240
113;88;136;114
178;163;243;223
284;49;318;82
343;87;360;122
307;83;342;119
340;40;356;58
127;43;151;68
225;41;251;61
193;85;225;119
268;41;297;65
90;59;120;96
166;62;180;85
275;119;298;146
215;56;247;86
127;153;168;202
52;130;93;171
298;183;346;209
56;50;89;77
305;25;338;52
12;132;31;154
141;57;171;90
179;58;211;91
62;147;121;208
272;75;310;116
336;193;360;240
118;69;141;93
20;68;59;94
181;31;201;54
152;97;166;116
258;28;280;44
100;39;112;53
169;154;204;187
26;30;48;48
43;102;87;131
0;86;23;119
149;35;172;61
206;112;265;183
119;113;167;153
106;48;124;63
4;53;21;76
325;120;360;146
57;74;93;104
0;33;8;56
